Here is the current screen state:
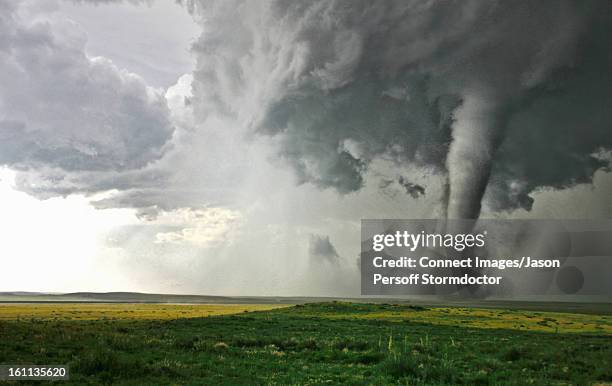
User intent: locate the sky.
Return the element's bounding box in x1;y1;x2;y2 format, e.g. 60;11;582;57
0;0;611;296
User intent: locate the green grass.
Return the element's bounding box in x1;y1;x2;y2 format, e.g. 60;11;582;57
0;302;610;385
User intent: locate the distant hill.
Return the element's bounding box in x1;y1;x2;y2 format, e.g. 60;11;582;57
0;291;610;314
0;291;337;305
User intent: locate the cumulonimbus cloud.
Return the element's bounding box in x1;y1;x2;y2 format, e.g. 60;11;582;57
2;0;611;222
184;0;612;218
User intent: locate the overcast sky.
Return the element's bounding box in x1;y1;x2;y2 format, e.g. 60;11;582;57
0;0;610;295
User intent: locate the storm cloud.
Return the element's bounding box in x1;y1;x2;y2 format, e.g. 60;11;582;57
308;234;339;263
3;0;610;221
184;0;612;219
0;0;174;194
1;0;611;296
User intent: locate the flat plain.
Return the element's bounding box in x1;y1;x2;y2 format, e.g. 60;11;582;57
0;302;610;384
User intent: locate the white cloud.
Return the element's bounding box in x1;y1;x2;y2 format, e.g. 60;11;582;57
0;0;174;174
58;0;199;88
154;207;243;247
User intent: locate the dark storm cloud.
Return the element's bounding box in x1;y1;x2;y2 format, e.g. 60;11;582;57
185;0;612;218
308;234;339;263
2;0;611;221
398;176;425;199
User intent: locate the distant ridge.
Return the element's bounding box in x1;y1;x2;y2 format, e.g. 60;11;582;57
0;291;292;304
0;291;611;314
0;291;61;296
62;292;236;303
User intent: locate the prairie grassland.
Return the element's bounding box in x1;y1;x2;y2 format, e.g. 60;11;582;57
0;303;286;321
0;302;610;384
291;303;612;334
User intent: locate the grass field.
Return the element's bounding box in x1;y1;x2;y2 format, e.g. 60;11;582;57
0;303;285;321
1;302;610;385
